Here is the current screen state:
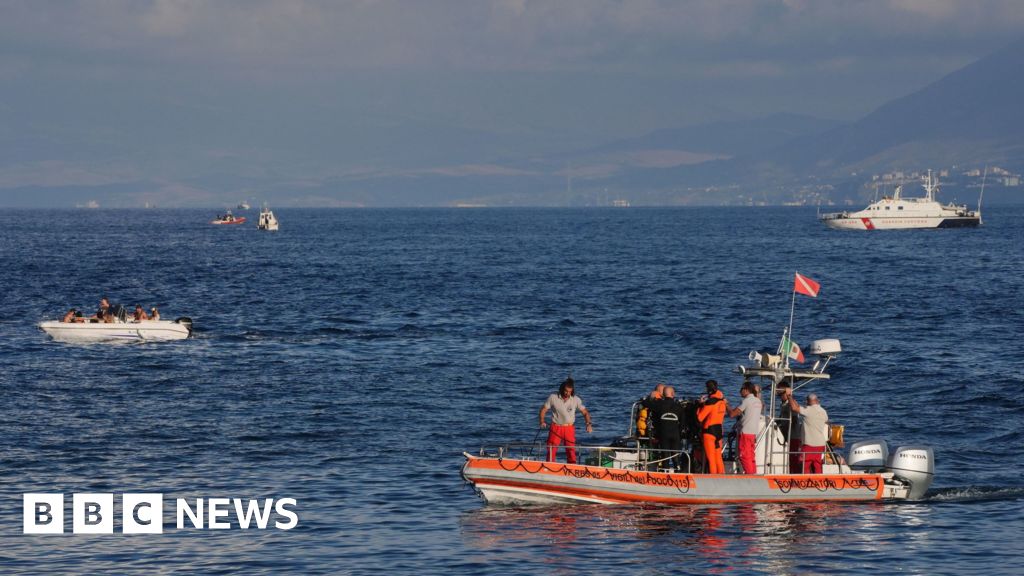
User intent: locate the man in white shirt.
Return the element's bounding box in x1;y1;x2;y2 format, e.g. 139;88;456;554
787;392;829;473
539;377;593;464
727;381;762;474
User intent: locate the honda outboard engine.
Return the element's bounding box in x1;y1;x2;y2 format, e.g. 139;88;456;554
887;446;934;500
848;439;889;470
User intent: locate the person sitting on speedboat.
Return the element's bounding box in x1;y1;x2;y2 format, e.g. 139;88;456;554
90;297;110;322
150;307;160;321
133;304;149;321
61;308;77;323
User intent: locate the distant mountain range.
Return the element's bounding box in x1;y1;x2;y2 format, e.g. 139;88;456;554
770;36;1024;174
581;113;843;159
394;35;1024;206
572;36;1024;205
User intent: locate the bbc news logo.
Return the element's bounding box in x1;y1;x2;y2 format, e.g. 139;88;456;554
23;494;298;534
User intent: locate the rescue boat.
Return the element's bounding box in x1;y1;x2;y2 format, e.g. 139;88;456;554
462;285;935;504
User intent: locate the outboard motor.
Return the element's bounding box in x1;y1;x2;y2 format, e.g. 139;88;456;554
887;446;934;500
848;439;889;470
174;317;194;337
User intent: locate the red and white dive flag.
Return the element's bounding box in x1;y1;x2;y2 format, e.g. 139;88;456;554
782;337;805;363
793;272;820;298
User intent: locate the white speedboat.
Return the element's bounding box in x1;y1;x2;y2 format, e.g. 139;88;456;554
39;317;193;342
257;204;279;231
819;170;980;230
462;284;934;505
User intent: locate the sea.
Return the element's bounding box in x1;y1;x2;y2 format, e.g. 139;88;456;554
1;206;1022;575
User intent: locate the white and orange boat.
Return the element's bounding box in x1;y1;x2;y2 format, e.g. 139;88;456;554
462;283;935;505
211;211;246;225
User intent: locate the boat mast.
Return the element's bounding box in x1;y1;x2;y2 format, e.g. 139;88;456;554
978;166;987;224
924;169;937;202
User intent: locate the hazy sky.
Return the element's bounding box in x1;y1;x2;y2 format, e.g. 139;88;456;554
2;0;1023;205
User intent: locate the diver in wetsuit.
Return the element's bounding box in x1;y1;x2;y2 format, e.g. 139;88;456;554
643;386;685;469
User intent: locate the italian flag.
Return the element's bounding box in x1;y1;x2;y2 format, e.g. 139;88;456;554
782;337;805;363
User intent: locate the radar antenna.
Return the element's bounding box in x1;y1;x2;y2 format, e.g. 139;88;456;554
922;169;938;202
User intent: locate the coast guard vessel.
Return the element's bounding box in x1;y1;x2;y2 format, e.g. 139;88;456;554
819;170;980;230
462;275;934;504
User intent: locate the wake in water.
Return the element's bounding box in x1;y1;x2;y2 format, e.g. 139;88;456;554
925;485;1024;503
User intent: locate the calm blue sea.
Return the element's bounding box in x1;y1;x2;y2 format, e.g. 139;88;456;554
1;207;1022;575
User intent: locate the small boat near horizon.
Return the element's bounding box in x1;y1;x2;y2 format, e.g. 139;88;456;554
237;201;251;210
257;204;279;231
211;211;246;225
819;170;981;230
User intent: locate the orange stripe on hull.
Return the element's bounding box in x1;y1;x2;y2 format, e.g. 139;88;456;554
465;458;885;503
473;477;880;504
474;478;687;504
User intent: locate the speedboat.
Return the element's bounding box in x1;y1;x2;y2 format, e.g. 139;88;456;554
461;279;934;504
237;201;251;210
257;204;279;231
40;316;193;342
819;170;980;230
211;211;246;225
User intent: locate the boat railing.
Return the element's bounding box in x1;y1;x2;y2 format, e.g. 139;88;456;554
474;437;853;476
476;440;694;473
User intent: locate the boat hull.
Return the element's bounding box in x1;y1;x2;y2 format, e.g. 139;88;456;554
462;455;903;504
820;215;980;230
211;217;246;225
39;320;191;342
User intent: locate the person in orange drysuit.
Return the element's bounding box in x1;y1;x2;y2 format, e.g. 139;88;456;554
696;379;727;474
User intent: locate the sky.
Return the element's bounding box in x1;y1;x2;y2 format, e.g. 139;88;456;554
2;0;1023;206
